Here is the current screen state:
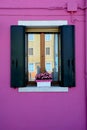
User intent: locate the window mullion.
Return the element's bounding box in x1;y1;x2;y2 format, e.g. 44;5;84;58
40;33;45;73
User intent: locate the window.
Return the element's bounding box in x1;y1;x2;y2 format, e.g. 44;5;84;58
28;34;34;41
45;34;51;41
11;25;75;88
46;63;52;71
28;63;35;81
28;48;33;55
27;33;59;83
28;63;34;72
46;47;50;55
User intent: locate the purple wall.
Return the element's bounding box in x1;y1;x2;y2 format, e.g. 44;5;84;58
0;0;86;130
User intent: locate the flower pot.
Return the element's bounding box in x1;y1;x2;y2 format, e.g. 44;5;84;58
36;80;52;87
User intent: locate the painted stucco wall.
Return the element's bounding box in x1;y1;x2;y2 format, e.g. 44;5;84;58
0;0;86;130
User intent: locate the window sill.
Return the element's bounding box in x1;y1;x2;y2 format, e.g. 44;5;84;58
18;86;68;92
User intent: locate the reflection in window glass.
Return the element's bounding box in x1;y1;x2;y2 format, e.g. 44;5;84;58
46;47;50;55
28;63;34;81
28;34;34;41
45;34;51;41
28;34;40;81
28;63;34;72
28;48;33;55
28;33;59;82
45;34;58;81
46;63;52;71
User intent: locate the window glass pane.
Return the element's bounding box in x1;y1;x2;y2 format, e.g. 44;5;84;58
45;33;58;81
28;34;40;81
28;33;60;82
58;34;61;81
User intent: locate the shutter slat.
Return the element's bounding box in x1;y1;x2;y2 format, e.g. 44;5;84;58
60;25;75;87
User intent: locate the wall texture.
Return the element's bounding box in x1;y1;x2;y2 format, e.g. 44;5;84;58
0;0;86;130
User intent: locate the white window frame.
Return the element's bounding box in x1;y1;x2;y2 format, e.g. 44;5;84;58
18;20;68;92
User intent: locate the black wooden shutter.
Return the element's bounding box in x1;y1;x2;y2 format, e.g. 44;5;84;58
60;25;75;87
11;26;28;87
